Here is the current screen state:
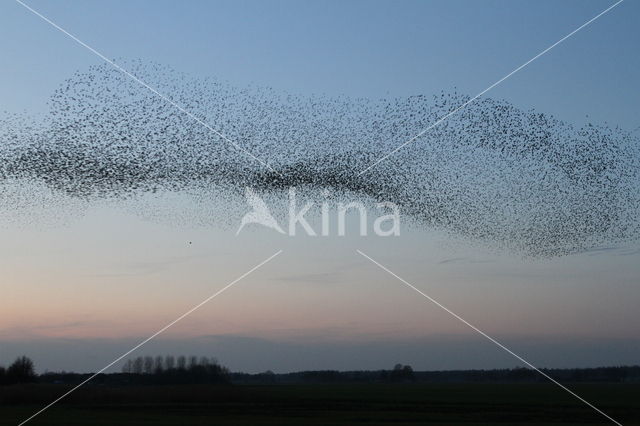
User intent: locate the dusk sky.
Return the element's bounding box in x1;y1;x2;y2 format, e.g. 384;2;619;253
1;0;639;374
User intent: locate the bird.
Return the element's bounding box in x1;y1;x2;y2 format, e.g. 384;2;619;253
236;187;285;235
1;59;638;257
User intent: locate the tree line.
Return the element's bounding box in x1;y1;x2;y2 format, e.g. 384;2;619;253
117;355;230;384
231;365;640;385
3;355;639;386
1;355;230;386
121;355;229;384
120;355;222;374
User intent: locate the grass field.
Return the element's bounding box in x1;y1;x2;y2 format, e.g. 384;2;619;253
1;383;639;425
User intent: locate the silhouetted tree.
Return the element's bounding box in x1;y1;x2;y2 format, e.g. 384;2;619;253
143;356;154;374
121;359;133;373
176;355;186;370
164;355;175;370
390;363;414;382
132;356;144;374
154;356;164;373
7;356;36;383
188;355;198;370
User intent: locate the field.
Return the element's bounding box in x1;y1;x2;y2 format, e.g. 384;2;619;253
1;383;639;425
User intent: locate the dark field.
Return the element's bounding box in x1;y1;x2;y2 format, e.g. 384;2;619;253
1;383;639;425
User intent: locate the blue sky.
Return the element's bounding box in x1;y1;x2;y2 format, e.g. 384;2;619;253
1;0;639;373
1;0;638;128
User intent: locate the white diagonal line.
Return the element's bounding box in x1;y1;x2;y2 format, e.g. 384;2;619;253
356;249;622;426
14;0;278;175
358;0;624;176
18;250;283;426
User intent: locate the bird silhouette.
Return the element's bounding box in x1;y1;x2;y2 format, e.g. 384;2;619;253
236;187;285;235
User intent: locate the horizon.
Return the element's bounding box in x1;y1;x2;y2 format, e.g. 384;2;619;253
1;0;639;388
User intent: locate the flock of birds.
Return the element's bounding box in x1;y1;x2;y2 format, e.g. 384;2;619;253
0;60;638;256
